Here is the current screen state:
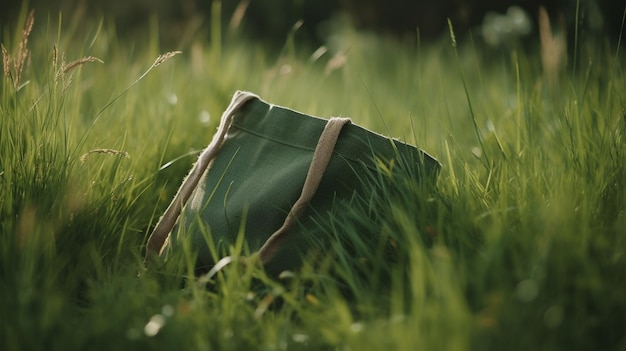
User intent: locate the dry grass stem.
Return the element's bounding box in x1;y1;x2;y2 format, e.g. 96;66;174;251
57;52;67;89
325;50;348;75
90;51;182;123
80;149;130;163
52;43;58;74
229;0;250;31
539;6;567;87
61;52;66;73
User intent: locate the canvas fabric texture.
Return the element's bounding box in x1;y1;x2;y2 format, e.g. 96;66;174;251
145;91;440;276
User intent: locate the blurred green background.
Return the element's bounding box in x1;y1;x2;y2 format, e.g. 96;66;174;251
1;0;623;49
1;1;625;350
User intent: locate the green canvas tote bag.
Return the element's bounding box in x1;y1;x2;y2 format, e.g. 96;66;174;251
145;91;440;276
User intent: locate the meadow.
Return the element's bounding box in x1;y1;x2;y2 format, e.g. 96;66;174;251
1;6;625;350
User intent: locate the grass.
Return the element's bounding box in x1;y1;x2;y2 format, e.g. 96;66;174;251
1;5;625;351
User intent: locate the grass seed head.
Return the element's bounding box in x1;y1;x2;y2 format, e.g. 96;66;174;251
62;56;104;73
1;44;10;79
152;51;182;68
14;10;35;89
80;149;130;163
52;43;58;73
447;18;457;48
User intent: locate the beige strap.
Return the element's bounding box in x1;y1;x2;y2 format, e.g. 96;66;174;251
257;117;351;266
144;91;258;264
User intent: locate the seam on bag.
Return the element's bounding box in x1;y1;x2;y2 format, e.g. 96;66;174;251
230;124;386;173
230;124;317;151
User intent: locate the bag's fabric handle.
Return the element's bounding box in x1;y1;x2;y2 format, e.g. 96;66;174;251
144;91;258;264
257;117;351;265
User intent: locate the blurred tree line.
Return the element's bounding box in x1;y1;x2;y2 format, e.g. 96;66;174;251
1;0;622;48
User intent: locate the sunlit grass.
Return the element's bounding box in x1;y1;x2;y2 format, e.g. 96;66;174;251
1;4;625;351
